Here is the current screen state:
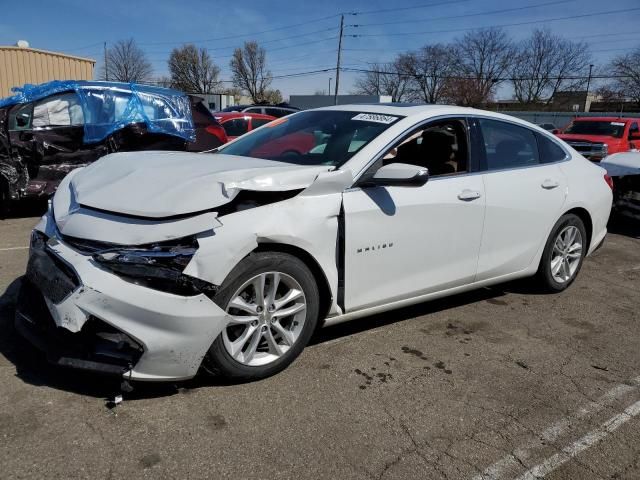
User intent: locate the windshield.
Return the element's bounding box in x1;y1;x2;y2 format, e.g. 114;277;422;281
564;120;626;138
218;110;402;167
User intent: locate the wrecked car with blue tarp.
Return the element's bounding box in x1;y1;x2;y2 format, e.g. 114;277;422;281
0;80;227;211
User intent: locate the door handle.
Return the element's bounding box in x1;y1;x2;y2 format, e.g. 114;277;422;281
458;189;482;201
541;179;560;189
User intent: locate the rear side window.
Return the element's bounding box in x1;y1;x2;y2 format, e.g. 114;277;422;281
33;93;84;127
478;118;539;170
244;107;262;114
252;118;273;129
265;108;288;117
536;133;567;163
222;118;249;137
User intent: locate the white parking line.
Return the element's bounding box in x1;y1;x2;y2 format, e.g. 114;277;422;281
472;376;640;480
0;246;28;252
516;399;640;480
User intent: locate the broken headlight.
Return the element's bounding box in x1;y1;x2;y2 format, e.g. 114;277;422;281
92;237;217;297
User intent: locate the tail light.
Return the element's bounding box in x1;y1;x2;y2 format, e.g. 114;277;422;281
604;174;614;190
205;125;228;144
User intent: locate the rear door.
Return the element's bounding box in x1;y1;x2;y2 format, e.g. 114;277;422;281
475;117;568;281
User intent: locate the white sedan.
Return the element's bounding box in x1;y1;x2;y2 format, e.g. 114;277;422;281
17;104;613;382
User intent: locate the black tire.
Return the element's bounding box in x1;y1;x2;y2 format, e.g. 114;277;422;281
203;251;320;381
536;213;587;292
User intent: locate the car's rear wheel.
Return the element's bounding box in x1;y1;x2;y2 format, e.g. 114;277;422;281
204;251;319;381
536;213;587;292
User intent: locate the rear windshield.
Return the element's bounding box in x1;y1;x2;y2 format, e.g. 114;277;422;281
218;110;402;167
564;121;626;138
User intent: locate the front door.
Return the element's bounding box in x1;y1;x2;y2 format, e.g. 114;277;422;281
342;117;486;312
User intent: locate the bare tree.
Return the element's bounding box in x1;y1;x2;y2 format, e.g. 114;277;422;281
230;41;272;103
168;44;221;94
404;45;454;103
155;76;173;89
511;29;591;104
608;47;640;103
223;87;244;104
545;38;592;103
263;89;283;104
448;28;515;106
353;55;412;102
101;39;152;83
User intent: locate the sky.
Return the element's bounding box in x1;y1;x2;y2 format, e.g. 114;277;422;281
1;0;640;100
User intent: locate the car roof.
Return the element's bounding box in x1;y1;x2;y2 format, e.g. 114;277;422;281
573;117;639;122
316;102;516;118
215;112;276;120
315;103;476;115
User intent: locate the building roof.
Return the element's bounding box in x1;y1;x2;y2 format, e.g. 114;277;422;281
0;45;95;63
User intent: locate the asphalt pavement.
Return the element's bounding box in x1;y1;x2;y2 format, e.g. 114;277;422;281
1;209;640;479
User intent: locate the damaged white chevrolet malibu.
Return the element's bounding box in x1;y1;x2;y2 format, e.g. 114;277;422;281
16;104;613;382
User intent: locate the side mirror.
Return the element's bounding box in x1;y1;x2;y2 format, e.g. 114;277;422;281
629;131;640;140
552;129;560;135
364;163;429;188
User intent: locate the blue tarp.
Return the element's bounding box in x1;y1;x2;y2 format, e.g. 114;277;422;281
0;80;195;143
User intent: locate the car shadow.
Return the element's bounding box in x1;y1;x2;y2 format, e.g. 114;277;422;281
608;216;640;239
0;275;534;401
0;199;48;220
311;280;533;345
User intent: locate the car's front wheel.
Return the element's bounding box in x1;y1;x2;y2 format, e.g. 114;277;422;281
536;213;587;292
204;251;320;381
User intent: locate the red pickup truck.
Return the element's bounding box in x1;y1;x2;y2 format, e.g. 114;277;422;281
555;117;640;162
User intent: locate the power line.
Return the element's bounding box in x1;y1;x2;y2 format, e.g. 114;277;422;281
347;0;472;16
144;36;338;59
58;1;476;52
271;68;336;79
348;0;575;28
143;30;337;56
137;14;341;46
341;66;639;82
347;7;640;38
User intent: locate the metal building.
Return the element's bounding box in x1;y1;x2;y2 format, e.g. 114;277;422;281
0;43;95;98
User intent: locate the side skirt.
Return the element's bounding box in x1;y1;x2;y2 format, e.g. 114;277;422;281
323;268;535;328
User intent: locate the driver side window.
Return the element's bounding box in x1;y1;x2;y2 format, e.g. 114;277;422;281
382;118;469;177
8;103;34;131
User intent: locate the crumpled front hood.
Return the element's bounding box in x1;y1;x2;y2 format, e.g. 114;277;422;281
69;151;333;218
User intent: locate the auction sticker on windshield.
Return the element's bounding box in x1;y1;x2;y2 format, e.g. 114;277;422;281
352;113;399;124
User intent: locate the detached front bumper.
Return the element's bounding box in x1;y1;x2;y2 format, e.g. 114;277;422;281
15;216;232;381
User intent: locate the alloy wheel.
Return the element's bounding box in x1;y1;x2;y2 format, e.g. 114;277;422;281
550;225;583;284
222;272;307;366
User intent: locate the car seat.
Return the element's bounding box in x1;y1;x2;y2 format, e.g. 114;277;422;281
421;130;456;175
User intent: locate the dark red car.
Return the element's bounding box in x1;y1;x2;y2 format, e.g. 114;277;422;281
215;112;276;140
188;96;228;150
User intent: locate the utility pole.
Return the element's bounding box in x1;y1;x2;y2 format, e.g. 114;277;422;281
584;64;594;112
328;77;332;96
334;14;344;105
104;42;109;81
